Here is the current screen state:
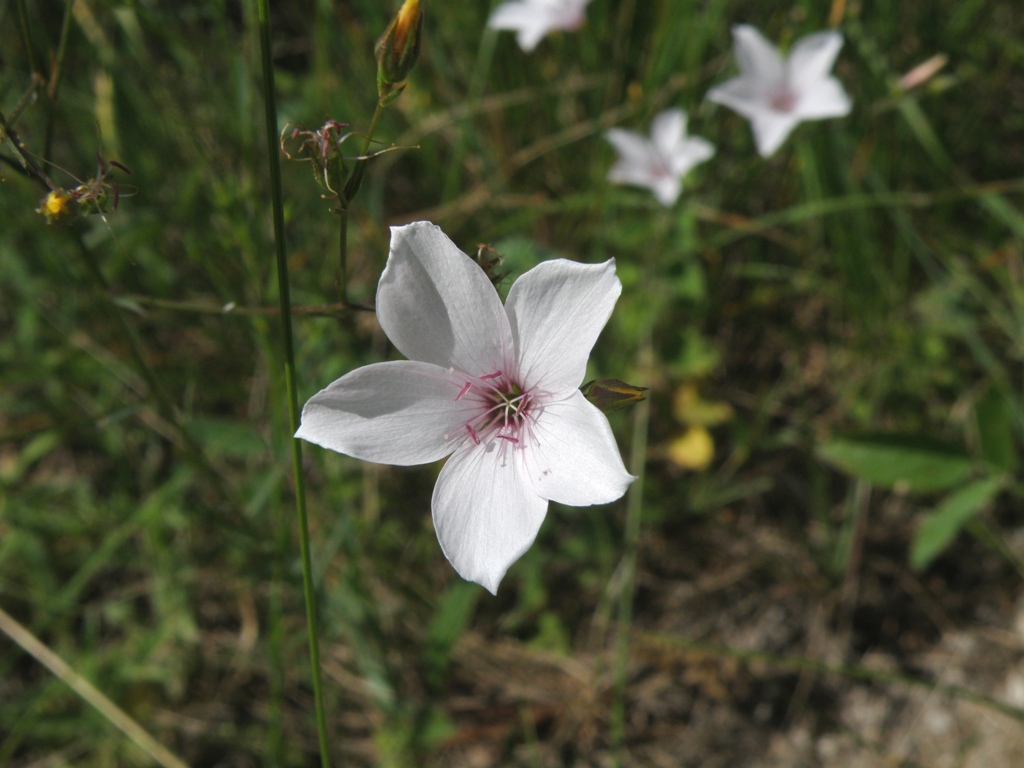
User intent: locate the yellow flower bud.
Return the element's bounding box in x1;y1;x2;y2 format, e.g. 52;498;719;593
375;0;423;103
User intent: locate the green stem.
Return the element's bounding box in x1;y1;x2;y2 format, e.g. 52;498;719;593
268;462;288;767
14;0;38;77
108;293;371;316
337;98;385;306
610;334;651;767
0;107;58;190
362;100;385;157
340;99;385;206
255;1;333;765
338;208;349;306
43;0;76;161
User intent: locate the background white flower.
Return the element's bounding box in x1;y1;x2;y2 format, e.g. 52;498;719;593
707;25;852;158
297;222;634;594
487;0;593;52
605;108;715;206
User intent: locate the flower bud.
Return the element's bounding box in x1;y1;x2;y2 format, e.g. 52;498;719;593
581;379;648;413
375;0;423;104
473;244;510;288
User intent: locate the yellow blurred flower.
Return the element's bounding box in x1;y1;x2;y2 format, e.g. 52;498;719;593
673;382;733;427
37;189;75;223
666;382;733;471
668;426;715;471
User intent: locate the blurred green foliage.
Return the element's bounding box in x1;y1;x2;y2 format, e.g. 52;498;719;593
1;0;1023;765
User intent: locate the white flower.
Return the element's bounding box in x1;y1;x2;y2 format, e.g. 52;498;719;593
297;222;634;594
605;109;715;206
707;25;852;158
487;0;593;52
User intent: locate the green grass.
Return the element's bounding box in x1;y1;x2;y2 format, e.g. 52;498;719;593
2;0;1024;765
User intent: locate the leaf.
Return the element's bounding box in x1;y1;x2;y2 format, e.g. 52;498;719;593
910;476;1004;571
817;433;975;493
189;416;268;459
0;431;61;485
975;387;1016;473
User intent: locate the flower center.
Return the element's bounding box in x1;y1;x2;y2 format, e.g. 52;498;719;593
769;86;798;113
452;370;539;449
651;159;673;179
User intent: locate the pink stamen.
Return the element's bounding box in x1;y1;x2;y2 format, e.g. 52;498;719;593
450;371;539;451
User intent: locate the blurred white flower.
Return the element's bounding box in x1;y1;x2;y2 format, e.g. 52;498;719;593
488;0;593;52
605;109;715;206
297;222;633;594
707;25;852;158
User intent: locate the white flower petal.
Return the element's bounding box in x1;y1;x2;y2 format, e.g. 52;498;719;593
505;258;621;393
607;160;658;189
489;0;589;51
488;2;534;29
523;391;635;505
650;108;685;156
731;25;785;89
605;128;657;167
296;360;468;465
652;175;682;206
795;77;852;119
787;31;844;92
541;0;590;32
749;110;801;157
378;222;513;375
671;136;716;176
515;24;550;51
707;77;770;121
432;441;548;594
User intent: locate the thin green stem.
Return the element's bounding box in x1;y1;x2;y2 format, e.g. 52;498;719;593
610;335;651;767
362;100;386;157
43;0;76;161
0;107;58;190
255;0;333;765
108;293;372;316
337;208;349;306
268;474;288;768
336;98;385;306
340;99;386;207
14;0;38;77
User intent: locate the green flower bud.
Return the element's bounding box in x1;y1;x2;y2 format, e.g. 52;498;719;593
581;379;648;413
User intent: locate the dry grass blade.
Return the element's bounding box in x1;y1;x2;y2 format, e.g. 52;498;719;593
0;606;190;768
